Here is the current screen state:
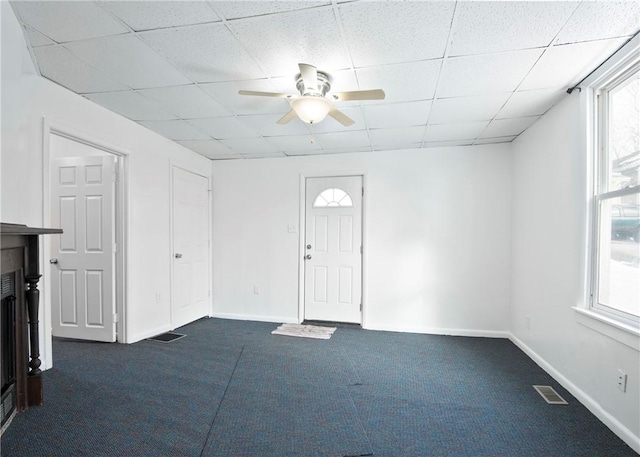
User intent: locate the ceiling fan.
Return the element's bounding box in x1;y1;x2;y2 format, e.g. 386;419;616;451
238;63;385;126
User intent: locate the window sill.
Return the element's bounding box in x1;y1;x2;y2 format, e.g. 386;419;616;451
573;307;640;351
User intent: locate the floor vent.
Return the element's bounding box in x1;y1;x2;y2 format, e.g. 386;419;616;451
533;385;568;405
147;332;185;343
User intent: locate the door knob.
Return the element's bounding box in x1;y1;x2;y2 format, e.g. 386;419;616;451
174;253;183;259
305;254;312;260
306;244;312;249
49;258;58;264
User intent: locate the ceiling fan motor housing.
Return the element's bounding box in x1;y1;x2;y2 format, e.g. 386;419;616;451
296;71;331;97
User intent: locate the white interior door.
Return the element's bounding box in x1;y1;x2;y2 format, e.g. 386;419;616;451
304;176;363;323
50;155;116;342
172;167;210;329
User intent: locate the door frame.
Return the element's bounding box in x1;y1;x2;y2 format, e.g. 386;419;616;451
169;164;213;330
42;118;129;357
298;171;368;326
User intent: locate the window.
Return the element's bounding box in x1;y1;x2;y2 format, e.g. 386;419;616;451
313;188;353;208
591;60;640;324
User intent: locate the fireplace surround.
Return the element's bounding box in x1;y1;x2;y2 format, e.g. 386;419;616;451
0;223;62;432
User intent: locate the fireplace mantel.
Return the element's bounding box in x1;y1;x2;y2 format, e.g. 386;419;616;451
1;223;62;430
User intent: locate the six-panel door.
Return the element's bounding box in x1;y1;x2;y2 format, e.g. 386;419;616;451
50;154;116;342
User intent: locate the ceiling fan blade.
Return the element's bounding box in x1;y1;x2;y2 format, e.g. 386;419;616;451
332;89;386;101
328;108;355;126
298;63;318;91
276;110;298;125
238;90;291;98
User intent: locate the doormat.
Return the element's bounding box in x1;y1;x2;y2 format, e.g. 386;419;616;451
271;323;336;340
147;332;185;343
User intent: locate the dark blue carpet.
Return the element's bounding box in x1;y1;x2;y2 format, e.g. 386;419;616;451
1;318;635;456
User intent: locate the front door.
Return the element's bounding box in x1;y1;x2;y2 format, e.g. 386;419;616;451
171;167;210;329
50;155;117;342
304;176;363;323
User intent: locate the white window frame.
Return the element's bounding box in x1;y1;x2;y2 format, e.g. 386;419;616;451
586;38;640;331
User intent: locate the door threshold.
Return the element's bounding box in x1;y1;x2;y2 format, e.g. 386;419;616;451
302;320;362;329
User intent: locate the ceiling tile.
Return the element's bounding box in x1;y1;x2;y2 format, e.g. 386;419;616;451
138;85;230;119
16;0;637;159
339;2;455;67
369;126;426;148
437;49;542;98
24;26;55;47
474;136;516;145
34;46;129;94
309;146;372;156
240;113;311;137
84;91;177;121
303;107;365;134
220;137;281;155
496;89;566;119
138;120;211;141
555;1;640;45
11;1;129;42
283;149;327;157
64;35;191;89
229;9;349;76
423;140;474;148
265;134;322;153
429;94;511;124
326;69;360;93
140;24;264;83
520;38;629;90
480;116;540;138
200;79;292;115
241;152;287;159
101;1;221;31
314;130;371;150
449;2;577;57
285;147;371;157
187;116;259;140
424;121;488;142
355;60;442;103
363;101;431;129
213;1;329;20
177;140;238;159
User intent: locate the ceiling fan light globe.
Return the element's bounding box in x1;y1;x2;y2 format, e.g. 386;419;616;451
291;96;333;124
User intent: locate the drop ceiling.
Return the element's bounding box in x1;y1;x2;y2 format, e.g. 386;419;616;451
11;1;640;160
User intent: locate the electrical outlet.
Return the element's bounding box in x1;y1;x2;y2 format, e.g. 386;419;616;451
617;369;627;392
155;293;161;304
253;284;260;294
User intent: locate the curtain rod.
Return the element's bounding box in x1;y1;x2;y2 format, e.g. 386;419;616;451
566;31;639;94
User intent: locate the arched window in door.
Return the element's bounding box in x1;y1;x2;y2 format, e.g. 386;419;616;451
313;188;353;208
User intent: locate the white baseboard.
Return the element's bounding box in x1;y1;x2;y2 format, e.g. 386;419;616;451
509;333;640;454
364;322;509;339
211;312;298;325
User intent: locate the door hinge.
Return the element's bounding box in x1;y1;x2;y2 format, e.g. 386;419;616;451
362;187;364;196
112;169;118;182
113;313;119;323
112;243;118;253
359;303;362;312
360;245;363;254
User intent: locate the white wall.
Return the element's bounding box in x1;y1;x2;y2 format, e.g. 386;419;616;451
1;4;213;366
212;145;512;335
510;92;640;452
